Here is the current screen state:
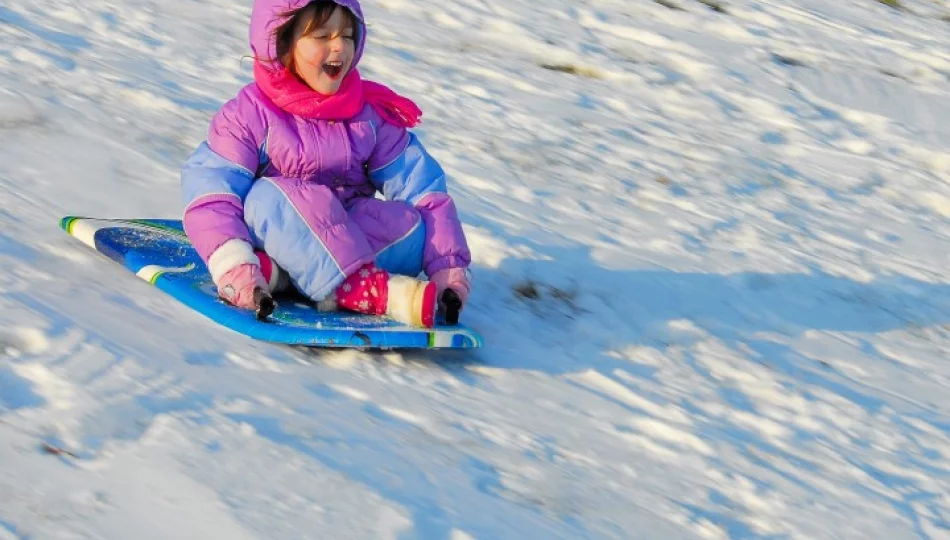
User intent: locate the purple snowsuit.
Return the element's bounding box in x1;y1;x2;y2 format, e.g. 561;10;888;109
181;0;471;301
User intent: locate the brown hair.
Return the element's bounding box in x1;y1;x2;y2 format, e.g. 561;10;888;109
272;1;357;73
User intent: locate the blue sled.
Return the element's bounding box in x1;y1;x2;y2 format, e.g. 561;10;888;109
60;216;483;349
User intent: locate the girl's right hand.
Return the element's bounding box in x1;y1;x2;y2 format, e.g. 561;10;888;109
217;263;271;312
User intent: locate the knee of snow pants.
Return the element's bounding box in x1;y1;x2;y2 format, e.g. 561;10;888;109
243;178;375;301
348;198;425;278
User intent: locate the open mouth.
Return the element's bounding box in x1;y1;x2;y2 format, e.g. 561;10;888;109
323;61;345;79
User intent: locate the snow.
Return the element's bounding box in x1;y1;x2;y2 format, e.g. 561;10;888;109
3;0;950;537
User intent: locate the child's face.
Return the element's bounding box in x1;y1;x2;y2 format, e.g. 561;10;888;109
290;7;355;95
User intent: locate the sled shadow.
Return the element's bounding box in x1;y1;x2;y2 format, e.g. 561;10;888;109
463;244;950;379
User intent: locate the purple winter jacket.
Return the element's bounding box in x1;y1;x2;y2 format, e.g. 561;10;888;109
181;0;471;301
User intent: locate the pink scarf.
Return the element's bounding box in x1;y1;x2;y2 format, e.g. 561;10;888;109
253;61;422;128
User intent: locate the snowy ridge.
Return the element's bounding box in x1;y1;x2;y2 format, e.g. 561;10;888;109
3;0;950;537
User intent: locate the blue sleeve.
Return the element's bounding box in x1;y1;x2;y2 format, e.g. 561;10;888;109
368;133;447;204
181;142;257;208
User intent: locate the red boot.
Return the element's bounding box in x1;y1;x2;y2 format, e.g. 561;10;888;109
254;250;289;293
334;264;437;328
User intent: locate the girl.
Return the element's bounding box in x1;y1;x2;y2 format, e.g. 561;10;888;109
181;0;472;328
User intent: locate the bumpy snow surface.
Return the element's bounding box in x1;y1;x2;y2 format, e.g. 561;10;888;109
3;0;950;538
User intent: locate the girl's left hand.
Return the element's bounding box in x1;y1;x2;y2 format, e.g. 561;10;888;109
430;267;471;311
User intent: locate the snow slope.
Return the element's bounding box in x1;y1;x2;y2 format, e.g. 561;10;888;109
3;0;950;537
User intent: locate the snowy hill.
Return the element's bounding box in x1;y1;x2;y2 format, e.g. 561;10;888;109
3;0;950;537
